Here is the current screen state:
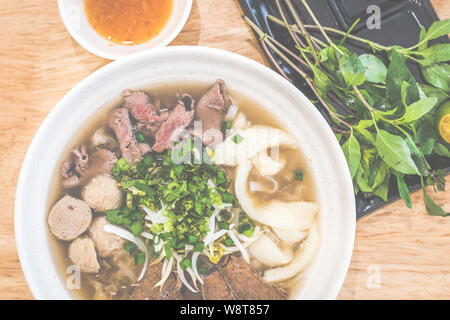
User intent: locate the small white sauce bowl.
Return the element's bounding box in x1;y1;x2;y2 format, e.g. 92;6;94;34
58;0;192;60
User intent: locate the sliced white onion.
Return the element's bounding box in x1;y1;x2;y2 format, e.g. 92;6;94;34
249;178;278;194
154;256;173;289
142;205;169;224
204;206;221;244
225;104;239;121
150;249;165;267
186;267;199;291
103;224;149;282
249;181;265;192
173;252;197;293
204;224;235;246
141;231;153;240
191;252;204;285
227;230;250;263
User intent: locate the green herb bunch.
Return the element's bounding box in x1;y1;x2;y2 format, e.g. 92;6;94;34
245;0;449;215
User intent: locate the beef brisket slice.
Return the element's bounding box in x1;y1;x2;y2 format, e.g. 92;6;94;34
219;256;285;300
130;263;183;300
202;271;235;300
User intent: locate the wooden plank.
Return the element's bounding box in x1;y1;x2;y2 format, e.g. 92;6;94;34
0;0;448;299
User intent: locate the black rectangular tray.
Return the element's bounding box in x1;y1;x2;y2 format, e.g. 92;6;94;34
238;0;450;219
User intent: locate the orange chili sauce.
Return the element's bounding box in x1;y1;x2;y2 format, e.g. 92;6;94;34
84;0;173;45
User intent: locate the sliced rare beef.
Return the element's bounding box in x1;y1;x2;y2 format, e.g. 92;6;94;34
195;79;230;146
61;148;117;189
218;256;285;300
202;271;235;300
123;90;163;124
152;99;195;153
130;262;183;300
107;107;142;165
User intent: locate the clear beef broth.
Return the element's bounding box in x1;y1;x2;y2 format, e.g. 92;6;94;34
48;82;317;300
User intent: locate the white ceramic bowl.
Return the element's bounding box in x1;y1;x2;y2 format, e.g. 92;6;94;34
15;46;355;300
58;0;192;60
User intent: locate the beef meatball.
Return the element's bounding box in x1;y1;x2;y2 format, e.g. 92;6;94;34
81;174;123;212
89;216;125;258
68;236;100;273
48;195;92;241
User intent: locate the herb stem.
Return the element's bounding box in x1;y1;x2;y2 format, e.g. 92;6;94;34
284;0;321;60
267;15;327;48
299;0;344;54
352;85;377;113
268;15;390;52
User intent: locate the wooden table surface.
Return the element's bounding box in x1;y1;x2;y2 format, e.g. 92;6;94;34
0;0;449;300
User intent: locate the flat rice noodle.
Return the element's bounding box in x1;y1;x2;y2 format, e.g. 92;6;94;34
214;125;297;166
254;151;286;176
234;161;319;231
263;223;319;283
273;228;308;245
249;234;293;267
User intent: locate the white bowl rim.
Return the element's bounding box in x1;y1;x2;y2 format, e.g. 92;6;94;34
15;46;355;300
57;0;193;60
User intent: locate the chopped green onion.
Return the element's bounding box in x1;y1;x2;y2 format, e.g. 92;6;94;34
124;241;136;252
232;133;244;144
116;158;130;171
193;242;205;252
134;251;146;265
187;234;198;244
130;222;143;236
295;169;304;181
180;258;192;270
218;221;230;230
223;238;233;247
137;133;146;143
222;192;234;204
143;154;153;166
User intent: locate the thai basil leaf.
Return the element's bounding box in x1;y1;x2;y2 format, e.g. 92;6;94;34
312;65;331;92
421;63;450;91
375;129;419;175
342;130;361;179
386;50;420;107
418;27;428;51
396;174;412;208
417;44;450;66
423;187;449;217
373;175;389;202
424;19;450;42
419;84;449;106
434;143;450;158
339;52;366;86
359;54;387;83
405;134;429;176
414;114;437;155
354;119;374;130
399;97;438;123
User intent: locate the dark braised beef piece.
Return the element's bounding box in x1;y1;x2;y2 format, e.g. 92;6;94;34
61;148;117;189
202;256;286;300
195;79;230;146
130;262;183;300
152;98;195;153
107;107;143;165
202;270;235;300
